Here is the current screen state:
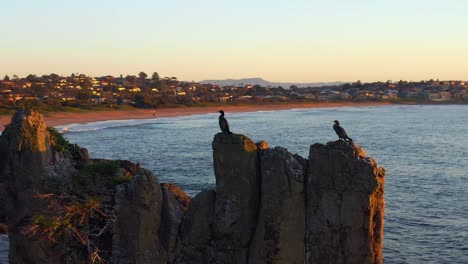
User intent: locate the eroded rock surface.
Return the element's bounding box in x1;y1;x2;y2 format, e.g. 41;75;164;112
112;168;165;264
211;133;260;263
306;140;385;264
159;184;185;262
249;147;307;263
174;190;216;263
0;110;58;264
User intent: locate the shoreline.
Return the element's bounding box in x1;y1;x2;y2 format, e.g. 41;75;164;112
2;101;394;130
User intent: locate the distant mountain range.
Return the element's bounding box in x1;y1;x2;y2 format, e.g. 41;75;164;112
199;78;347;88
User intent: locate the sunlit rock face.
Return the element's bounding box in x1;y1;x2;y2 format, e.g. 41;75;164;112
306;140;385;264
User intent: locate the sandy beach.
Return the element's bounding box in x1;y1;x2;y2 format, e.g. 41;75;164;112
0;102;393;131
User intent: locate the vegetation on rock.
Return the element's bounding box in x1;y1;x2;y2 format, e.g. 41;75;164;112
27;159;138;263
47;127;70;153
26;194;110;264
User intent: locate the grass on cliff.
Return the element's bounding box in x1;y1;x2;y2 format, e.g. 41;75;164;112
47;127;70;153
74;160;122;195
28;159;134;263
26;194;110;264
49;159;131;196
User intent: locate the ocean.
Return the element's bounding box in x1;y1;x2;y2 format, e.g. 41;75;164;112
1;105;467;263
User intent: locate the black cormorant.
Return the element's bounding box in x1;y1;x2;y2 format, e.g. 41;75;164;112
333;120;352;141
218;110;232;134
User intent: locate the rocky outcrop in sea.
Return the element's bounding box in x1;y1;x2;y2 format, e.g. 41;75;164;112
0;110;385;263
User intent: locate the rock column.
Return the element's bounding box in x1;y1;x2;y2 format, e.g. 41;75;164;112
112;168;165;264
248;147;307;263
0;110;58;263
306;141;385;264
211;133;260;263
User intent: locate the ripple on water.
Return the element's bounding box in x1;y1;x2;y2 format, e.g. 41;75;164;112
0;235;8;264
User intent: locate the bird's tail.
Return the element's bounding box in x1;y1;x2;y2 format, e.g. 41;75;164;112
348;137;353;141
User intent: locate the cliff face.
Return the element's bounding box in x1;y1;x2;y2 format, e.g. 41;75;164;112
112;168;165;264
306;141;385;264
174;133;384;264
0;110;385;264
0;110;57;264
211;133;260;263
248;147;307;263
0;110;186;264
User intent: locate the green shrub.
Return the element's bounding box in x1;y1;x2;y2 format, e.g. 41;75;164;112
47;127;70;152
73;160;121;195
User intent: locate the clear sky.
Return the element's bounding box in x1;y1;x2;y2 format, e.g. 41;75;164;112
1;0;468;82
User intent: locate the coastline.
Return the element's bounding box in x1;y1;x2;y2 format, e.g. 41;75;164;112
0;102;393;131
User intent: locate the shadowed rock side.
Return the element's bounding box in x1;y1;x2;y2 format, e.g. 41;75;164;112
306;141;385;264
112;168;165;264
173;190;216;263
0;135;8;230
211;133;260;263
0;110;59;264
159;184;185;262
0;110;187;264
248;147;307;263
0;110;385;264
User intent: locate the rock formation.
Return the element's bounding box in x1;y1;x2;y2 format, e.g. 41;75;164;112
0;110;186;264
0;110;385;264
0;110;59;263
173;190;215;263
306;141;385;264
248;147;307;263
112;168;165;264
211;133;260;263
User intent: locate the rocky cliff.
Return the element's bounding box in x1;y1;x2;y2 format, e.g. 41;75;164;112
0;110;385;264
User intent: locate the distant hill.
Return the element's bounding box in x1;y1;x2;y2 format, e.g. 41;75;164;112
199;78;347;88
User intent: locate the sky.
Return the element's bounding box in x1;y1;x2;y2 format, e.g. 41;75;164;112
1;0;468;82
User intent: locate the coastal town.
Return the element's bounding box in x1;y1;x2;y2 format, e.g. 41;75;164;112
1;73;467;113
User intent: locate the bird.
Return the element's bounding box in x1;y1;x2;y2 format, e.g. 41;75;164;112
218;110;232;134
333;120;353;141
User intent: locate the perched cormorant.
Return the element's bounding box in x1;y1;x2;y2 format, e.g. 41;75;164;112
218;110;232;134
333;120;353;141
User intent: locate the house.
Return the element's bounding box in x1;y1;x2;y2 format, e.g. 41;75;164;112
129;87;141;92
90;95;103;104
59;96;76;101
6;93;38;101
353;90;375;100
426;91;452;101
237;95;252;101
219;96;231;102
317;93;331;101
339;92;351;100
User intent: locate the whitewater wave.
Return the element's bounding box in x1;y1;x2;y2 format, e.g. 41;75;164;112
55;118;168;133
54;113;219;133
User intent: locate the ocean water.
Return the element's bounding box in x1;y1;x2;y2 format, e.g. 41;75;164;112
1;105;467;263
0;235;7;264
